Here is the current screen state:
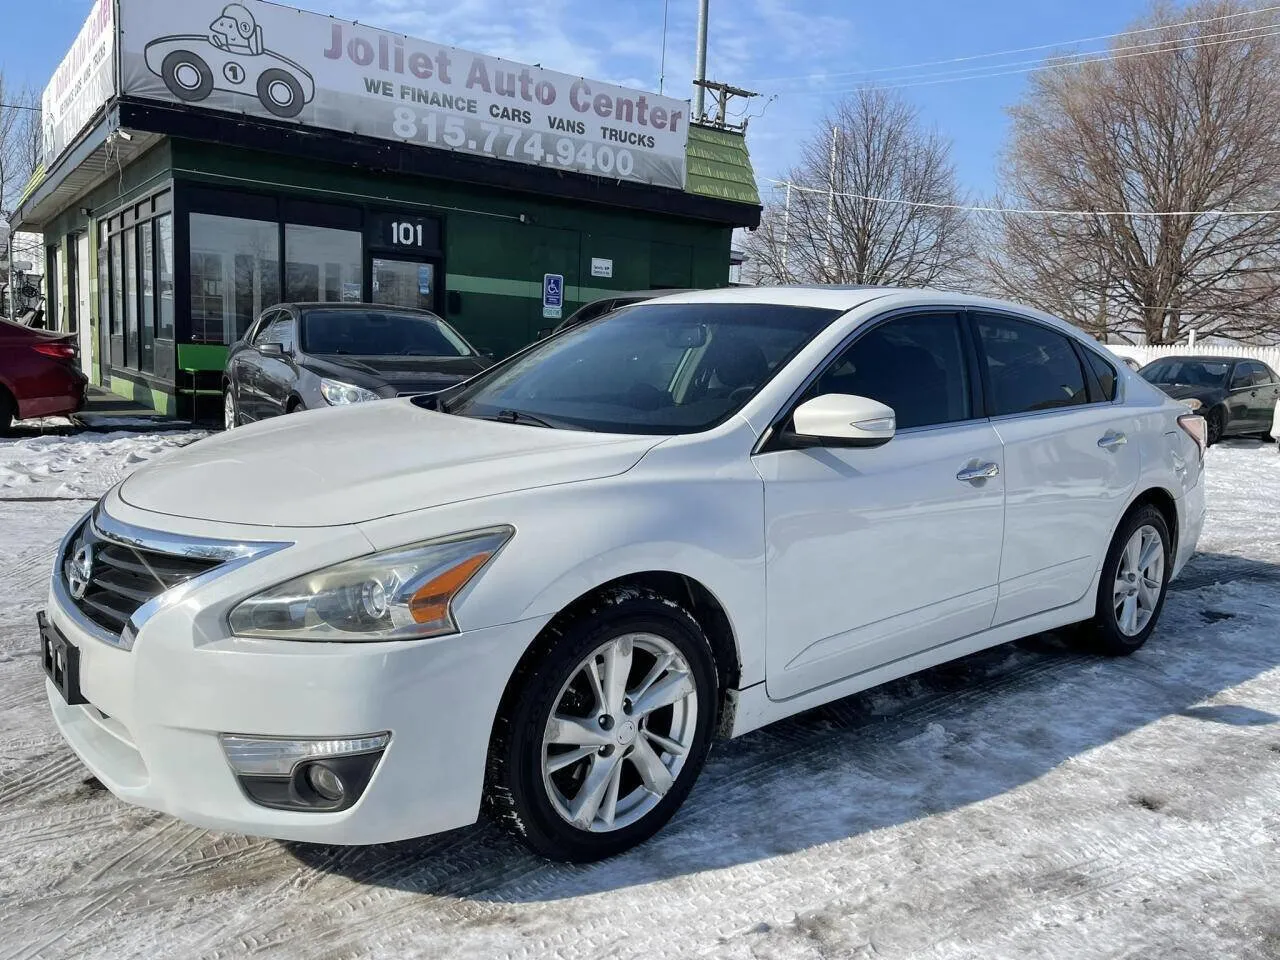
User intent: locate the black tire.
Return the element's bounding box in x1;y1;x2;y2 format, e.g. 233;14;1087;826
1206;407;1225;446
0;388;15;435
160;51;214;102
1088;504;1173;656
485;587;718;862
257;69;305;118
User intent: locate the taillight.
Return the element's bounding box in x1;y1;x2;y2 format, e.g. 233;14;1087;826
32;341;78;361
1178;413;1207;463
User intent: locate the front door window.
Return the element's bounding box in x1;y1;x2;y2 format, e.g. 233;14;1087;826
371;257;437;312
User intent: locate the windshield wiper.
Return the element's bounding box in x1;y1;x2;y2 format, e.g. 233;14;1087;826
493;409;557;428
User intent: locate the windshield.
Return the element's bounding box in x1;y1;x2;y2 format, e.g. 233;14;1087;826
443;302;842;434
1140;359;1231;388
301;310;473;357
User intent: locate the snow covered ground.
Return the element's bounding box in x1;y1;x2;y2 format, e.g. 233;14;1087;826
0;431;1276;960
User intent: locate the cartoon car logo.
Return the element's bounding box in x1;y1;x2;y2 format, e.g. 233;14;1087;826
143;4;316;119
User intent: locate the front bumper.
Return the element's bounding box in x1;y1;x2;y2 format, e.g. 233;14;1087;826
45;572;548;845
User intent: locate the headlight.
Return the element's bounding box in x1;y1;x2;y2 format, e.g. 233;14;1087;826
1181;397;1203;411
228;527;513;641
320;378;381;405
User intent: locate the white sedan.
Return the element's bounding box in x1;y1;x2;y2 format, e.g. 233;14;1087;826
40;287;1207;862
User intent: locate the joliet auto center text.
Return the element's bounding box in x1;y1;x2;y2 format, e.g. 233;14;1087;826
16;0;760;421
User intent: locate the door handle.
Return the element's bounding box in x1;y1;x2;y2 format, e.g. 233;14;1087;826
1097;431;1128;449
956;462;1000;483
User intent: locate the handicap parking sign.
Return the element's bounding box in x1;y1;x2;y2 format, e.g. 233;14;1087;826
542;273;564;320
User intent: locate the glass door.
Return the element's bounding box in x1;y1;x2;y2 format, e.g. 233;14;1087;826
371;256;440;313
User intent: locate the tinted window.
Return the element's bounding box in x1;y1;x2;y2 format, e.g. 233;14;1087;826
261;316;295;353
248;311;280;345
1256;364;1277;386
1141;359;1231;388
302;310;471;357
444;303;840;435
977;315;1088;415
812;314;971;429
1229;363;1253;389
1084;350;1118;401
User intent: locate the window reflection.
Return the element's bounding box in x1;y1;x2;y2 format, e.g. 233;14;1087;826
189;213;280;344
286;225;362;303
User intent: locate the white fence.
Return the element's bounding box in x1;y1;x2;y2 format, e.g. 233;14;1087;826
1105;343;1280;371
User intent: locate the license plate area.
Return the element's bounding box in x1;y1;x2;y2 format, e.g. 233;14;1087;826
39;611;86;705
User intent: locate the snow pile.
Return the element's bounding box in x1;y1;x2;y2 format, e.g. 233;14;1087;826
0;429;206;501
0;433;1276;959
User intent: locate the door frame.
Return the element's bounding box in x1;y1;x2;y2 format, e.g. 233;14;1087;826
366;251;446;316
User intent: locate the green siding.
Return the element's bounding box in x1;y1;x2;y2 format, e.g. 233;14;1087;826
178;343;229;372
171;141;738;359
686;125;760;206
109;370;176;416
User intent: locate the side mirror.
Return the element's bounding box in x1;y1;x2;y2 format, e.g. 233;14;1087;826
260;342;285;357
790;394;896;448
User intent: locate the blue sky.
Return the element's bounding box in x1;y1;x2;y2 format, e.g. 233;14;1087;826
5;0;1156;201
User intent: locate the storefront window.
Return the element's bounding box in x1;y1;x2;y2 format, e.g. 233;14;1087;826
190;213;280;344
124;227;138;368
156;215;174;340
285;225;362;303
140;224;155;373
109;235;123;336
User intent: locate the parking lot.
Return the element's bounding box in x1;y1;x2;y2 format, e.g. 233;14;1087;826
0;428;1277;960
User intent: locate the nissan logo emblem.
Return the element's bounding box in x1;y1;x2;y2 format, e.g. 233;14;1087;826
68;544;94;600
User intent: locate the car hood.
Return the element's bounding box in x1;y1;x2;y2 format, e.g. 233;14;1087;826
119;401;664;527
1148;382;1226;404
303;354;491;391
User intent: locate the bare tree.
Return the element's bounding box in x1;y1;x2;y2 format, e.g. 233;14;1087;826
987;0;1280;344
0;75;40;217
745;88;972;287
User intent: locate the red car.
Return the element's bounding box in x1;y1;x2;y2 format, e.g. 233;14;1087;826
0;319;88;432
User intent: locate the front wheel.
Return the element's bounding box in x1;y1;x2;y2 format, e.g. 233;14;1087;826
1206;407;1225;446
1089;505;1172;656
223;388;238;431
485;588;718;862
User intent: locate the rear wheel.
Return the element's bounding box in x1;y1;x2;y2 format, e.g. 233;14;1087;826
1088;505;1172;656
485;588;718;862
1206;407;1225;446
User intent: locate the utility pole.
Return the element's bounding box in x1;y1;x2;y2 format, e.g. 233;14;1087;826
658;0;670;94
693;0;709;120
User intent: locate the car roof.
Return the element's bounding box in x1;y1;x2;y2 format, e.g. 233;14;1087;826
278;302;438;314
627;285;1097;319
1144;355;1245;365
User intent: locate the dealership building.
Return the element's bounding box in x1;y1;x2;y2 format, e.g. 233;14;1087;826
15;0;760;420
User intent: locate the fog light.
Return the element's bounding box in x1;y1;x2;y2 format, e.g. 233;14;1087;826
220;733;389;813
220;732;390;776
305;762;345;802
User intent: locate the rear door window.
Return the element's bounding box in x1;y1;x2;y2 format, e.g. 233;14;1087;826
975;315;1089;416
1084;350;1118;401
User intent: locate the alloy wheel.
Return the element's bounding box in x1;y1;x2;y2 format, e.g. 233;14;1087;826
541;632;698;833
223;391;236;431
1113;524;1165;636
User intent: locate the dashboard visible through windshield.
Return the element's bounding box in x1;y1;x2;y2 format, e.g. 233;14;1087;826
439;302;842;434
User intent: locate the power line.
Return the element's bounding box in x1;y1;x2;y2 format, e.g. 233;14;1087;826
791;21;1278;91
796;25;1280;96
0;102;40;113
765;179;1280;218
755;3;1280;84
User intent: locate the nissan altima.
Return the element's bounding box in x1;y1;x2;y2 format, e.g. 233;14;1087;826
41;287;1207;862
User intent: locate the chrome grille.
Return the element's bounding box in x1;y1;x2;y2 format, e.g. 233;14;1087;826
63;522;223;636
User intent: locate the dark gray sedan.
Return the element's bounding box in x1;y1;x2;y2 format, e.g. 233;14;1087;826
222;303;491;429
